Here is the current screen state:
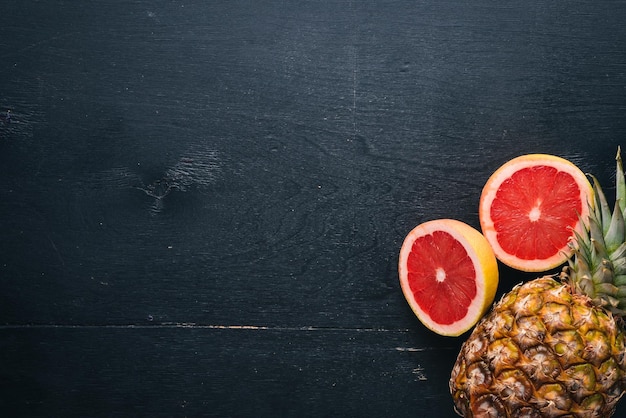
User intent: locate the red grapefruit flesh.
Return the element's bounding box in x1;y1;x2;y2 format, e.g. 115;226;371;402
479;154;593;272
398;219;499;336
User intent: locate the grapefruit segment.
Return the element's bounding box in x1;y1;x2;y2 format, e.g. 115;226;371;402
479;154;593;272
398;219;499;336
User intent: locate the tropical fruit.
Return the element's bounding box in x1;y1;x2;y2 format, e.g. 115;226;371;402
398;219;499;337
479;154;593;272
450;149;626;417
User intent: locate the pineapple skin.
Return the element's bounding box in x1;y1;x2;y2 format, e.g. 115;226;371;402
449;276;626;418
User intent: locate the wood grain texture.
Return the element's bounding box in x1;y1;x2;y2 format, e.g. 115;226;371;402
1;326;456;417
2;1;626;416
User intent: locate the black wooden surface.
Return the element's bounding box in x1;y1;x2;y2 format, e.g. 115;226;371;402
2;1;626;417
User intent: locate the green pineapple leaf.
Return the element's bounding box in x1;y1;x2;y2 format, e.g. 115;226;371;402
617;146;625;215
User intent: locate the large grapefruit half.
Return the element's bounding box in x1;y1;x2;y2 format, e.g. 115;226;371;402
398;219;499;336
479;154;593;272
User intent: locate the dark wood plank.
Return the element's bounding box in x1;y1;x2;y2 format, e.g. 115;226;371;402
1;326;460;417
2;0;626;327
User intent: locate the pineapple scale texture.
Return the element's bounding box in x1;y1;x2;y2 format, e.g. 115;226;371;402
450;276;626;418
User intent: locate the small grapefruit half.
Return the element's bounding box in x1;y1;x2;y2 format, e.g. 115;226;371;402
479;154;593;272
398;219;499;336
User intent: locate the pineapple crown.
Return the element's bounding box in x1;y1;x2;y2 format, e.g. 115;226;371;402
565;147;626;317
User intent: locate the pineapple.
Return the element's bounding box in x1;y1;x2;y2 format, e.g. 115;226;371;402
449;149;626;417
